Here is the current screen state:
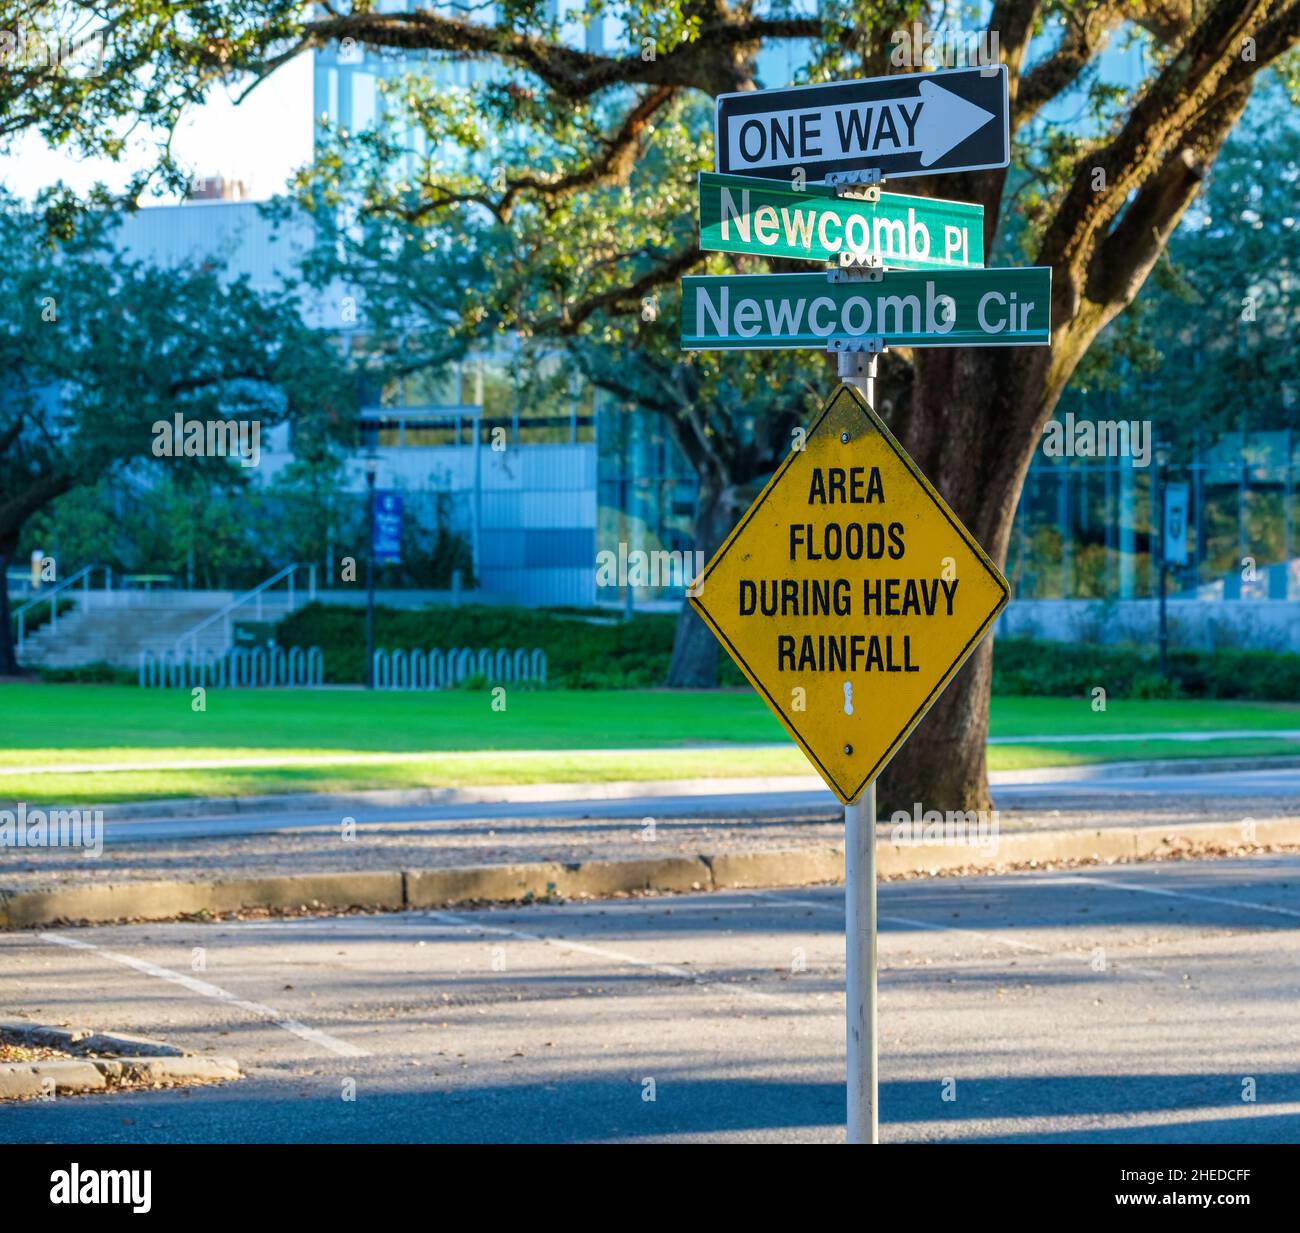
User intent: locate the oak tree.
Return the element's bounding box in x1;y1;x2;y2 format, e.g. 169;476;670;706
7;1;1297;808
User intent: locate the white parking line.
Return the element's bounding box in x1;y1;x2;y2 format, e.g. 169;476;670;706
757;891;1168;979
419;910;807;1008
1061;873;1300;920
40;932;370;1059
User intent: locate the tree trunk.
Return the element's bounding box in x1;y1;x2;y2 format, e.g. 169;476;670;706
880;344;1056;814
666;478;742;688
0;551;19;676
879;636;997;815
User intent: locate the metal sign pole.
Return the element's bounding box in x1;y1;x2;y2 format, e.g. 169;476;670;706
1157;451;1169;677
837;344;880;1144
688;342;1009;1144
844;784;878;1143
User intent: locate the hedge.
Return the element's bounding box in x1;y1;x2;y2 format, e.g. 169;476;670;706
272;605;1300;699
273;601;747;689
991;637;1300;702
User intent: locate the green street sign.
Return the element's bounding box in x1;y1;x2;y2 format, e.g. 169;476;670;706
680;267;1051;350
698;172;985;272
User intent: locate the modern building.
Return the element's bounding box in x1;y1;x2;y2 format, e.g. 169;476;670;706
92;6;1300;621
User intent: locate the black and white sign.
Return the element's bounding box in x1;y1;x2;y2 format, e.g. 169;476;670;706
715;66;1009;183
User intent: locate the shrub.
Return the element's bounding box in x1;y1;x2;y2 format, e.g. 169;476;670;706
992;637;1300;702
275;601;747;689
37;661;135;685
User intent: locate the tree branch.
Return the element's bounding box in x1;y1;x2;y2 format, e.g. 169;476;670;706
1012;3;1125;131
499;85;678;219
1035;0;1274;281
530;244;702;337
1087;82;1252;308
273;9;826;100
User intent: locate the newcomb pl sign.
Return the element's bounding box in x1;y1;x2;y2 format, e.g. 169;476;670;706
681;268;1051;350
715;65;1009;182
699;172;985;271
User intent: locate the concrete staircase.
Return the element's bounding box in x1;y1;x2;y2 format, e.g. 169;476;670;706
17;594;298;669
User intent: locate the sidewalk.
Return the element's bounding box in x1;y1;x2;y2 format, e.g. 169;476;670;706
2;770;1297;894
3;756;1297;927
38;752;1300;822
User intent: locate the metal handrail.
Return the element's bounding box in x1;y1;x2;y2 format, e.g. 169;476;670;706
13;564;112;652
173;563;317;656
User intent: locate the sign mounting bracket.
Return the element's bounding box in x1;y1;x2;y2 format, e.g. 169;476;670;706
828;335;887;355
829;336;886;382
828;250;883;284
827;167;884;203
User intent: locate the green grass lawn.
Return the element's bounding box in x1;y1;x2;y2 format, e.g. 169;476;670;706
1;684;1297;804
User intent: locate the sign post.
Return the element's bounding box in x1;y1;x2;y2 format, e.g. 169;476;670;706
845;782;877;1142
682;62;1037;1143
838;345;880;1145
686;382;1012;1142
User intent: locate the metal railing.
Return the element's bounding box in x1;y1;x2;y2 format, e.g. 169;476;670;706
173;563;317;657
13;564;112;653
372;647;547;690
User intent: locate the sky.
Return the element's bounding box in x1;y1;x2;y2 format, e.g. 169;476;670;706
1;55;314;204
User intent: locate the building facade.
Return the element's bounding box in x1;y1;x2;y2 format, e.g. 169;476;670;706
107;7;1297;615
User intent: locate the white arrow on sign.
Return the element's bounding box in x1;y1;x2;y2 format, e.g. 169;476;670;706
913;79;996;166
725;79;997;175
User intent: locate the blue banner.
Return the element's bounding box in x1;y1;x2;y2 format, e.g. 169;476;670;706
1164;482;1189;567
373;491;402;565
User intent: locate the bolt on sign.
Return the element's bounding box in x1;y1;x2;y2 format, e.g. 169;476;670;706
698;172;985;271
688;384;1010;804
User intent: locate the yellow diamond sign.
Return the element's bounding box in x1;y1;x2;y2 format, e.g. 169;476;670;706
689;383;1010;804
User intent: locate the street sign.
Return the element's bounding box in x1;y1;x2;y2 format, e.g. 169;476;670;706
373;492;403;564
688;72;1032;1144
688;383;1010;804
698;172;985;271
715;66;1009;183
681;267;1051;350
1164;482;1190;566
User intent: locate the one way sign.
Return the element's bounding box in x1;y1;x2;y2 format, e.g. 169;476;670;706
715;66;1008;183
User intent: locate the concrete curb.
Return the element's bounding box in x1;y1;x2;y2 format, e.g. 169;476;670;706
0;872;403;928
870;819;1300;876
0;1020;185;1057
0;1021;241;1099
4;817;1299;929
405;856;711;909
0;1057;241;1099
51;754;1300;822
0;1060;106;1098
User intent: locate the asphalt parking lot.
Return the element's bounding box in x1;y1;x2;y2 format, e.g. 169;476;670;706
4;854;1300;1143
